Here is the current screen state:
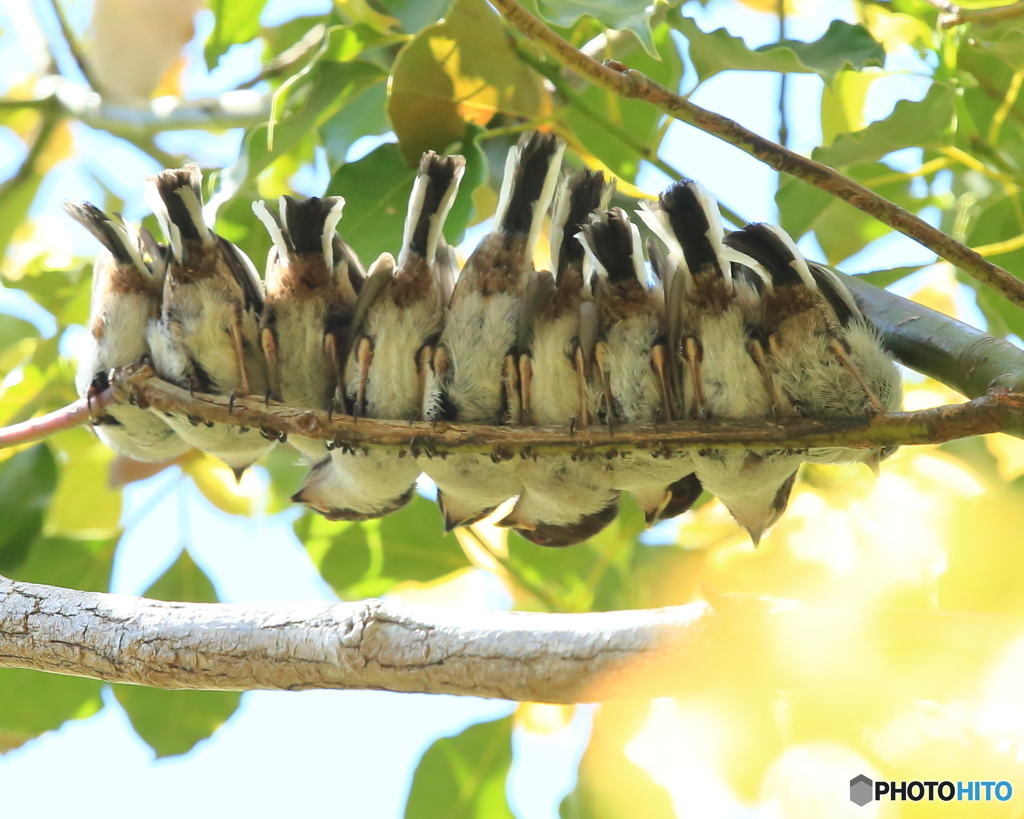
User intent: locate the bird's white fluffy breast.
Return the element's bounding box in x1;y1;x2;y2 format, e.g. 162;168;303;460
360;298;440;420
605;313;661;423
441;290;520;423
696;309;770;419
273;299;333;410
529;313;591;425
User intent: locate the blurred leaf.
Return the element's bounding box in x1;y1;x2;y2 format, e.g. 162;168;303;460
862;5;933;54
674;16;884;87
4;265;91;326
225;59;385;196
560;702;675;819
966;19;1024;70
854;265;925;288
261;444;310;514
114;686;242;758
145;548;219;604
0;313;39;353
205;0;270;69
326;141;414;263
563;23;682;182
505;501;642;613
0;670;102;753
385;0;455;34
336;0;399;34
777;162;926;263
11;534;117;593
814;83;955;168
46;428;122;538
535;0;662;57
320;81;389;169
0;167;43;265
296;512;374;595
388;0;549;164
181;451;261;517
405;716;515;819
964;195;1024;340
820;69;878;146
443;125;488;247
0;444;57;572
379;495;471;583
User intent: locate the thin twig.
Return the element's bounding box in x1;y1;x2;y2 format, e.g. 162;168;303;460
488;0;1024;309
929;0;1024;28
0;389;114;449
46;0;105;93
38;365;1019;455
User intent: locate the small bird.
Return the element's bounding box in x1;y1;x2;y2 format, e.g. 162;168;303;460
578;206;700;525
144;164;275;480
252;193;364;462
519;168;612;428
294;152;465;522
496;169;619;547
722;226;902;468
640;180;798;544
64;201;190;463
423;131;564;531
347;151;465;421
432;130;565;425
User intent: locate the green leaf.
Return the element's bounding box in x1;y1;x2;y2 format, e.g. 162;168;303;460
205;0;270;69
145;548;219;603
854;266;925;289
0;444;58;572
405;716;515;819
674;16;884;87
966;19;1024;70
113;686;242;758
11;534;117;593
964;195;1024;341
535;0;661;57
387;0;548;164
319;81;389;169
813;83;955;168
379;495;471;583
0;670;102;752
777;162;928;264
326;142;415;263
0;167;43;265
563;23;683;182
820;70;879;147
222;58;385;199
0;313;39;353
46;427;123;539
296;513;374;595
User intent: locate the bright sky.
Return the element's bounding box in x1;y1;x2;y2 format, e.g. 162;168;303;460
0;0;955;816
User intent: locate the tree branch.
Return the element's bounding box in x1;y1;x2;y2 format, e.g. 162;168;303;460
488;0;1024;309
927;0;1024;28
2;575;1021;702
0;389;114;449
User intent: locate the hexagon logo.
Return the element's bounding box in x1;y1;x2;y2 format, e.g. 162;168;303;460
850;774;873;806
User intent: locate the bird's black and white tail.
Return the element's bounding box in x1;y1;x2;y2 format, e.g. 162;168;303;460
723;223;815;291
144;164;211;263
494;131;566;250
402;152;466;268
638;178;727;282
550;169;613;281
63;202;148;274
254;195;349;273
579;208;645;287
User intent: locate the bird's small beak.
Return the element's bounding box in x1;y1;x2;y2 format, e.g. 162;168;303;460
442;513;460;534
232;466;247;484
745;525;765;548
645;489;672;527
291;489;307;504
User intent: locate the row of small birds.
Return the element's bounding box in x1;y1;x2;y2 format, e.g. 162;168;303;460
69;130;902;547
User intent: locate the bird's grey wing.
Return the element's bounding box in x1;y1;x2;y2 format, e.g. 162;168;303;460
518;270;557;351
218;236;265;314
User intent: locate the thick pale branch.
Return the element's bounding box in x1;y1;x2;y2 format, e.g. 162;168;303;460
488;0;1024;309
2;575;1021;702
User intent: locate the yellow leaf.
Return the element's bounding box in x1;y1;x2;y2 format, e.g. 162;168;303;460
46;427;123;538
820;70;879;146
37;120;74;173
985;433;1024;481
862;5;933;54
909;264;962;320
181;451;261;517
516;702;574;735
